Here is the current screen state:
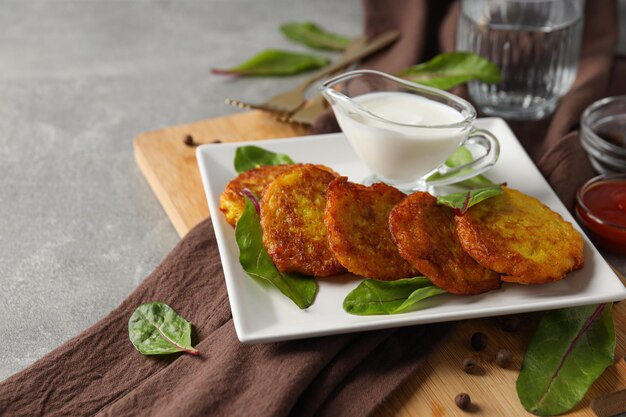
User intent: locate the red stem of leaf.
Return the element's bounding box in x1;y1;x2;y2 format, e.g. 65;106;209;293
549;304;606;383
183;347;200;356
210;68;242;76
453;191;472;216
241;189;261;214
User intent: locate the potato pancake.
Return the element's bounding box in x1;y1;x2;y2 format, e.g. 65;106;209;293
389;192;500;295
260;165;344;277
220;164;296;227
455;187;584;284
324;178;420;280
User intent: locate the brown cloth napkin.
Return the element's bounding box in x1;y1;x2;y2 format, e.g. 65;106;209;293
0;1;619;416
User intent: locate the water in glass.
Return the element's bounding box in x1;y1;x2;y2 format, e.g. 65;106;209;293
457;0;584;120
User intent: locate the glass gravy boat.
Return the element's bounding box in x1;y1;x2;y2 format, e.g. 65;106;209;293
320;69;500;192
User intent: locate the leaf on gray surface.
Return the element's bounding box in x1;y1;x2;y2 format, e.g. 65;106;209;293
212;49;329;76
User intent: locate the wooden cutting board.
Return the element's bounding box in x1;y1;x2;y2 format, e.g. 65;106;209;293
134;110;626;417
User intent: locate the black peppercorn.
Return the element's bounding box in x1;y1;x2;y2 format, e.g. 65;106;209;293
455;393;471;410
462;357;477;374
495;349;512;368
470;332;487;351
500;315;521;332
183;134;194;146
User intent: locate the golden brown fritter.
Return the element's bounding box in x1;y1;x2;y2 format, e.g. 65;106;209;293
260;165;344;277
455;187;584;284
389;192;500;295
324;178;419;280
220;164;339;227
220;164;296;227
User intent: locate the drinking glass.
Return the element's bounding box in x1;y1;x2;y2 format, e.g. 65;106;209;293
457;0;584;120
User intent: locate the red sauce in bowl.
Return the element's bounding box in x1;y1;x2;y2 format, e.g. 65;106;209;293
576;175;626;254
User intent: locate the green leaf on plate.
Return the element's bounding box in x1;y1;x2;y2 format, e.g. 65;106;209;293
399;52;501;90
427;146;496;189
234;145;295;174
128;302;199;356
236;197;318;309
517;304;615;416
436;185;503;216
212;49;329;76
280;21;351;51
343;276;447;315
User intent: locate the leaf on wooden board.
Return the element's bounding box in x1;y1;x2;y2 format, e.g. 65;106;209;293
516;304;615;416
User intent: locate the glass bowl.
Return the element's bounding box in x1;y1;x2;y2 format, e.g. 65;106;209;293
580;95;626;173
575;174;626;254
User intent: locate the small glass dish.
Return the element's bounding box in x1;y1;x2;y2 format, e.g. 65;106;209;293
580;95;626;173
575;174;626;255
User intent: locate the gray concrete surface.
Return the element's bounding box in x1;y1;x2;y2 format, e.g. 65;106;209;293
0;0;361;380
0;0;624;383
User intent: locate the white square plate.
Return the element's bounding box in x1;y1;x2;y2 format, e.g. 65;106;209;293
197;117;626;343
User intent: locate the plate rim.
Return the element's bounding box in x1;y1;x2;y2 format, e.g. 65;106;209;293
196;117;626;343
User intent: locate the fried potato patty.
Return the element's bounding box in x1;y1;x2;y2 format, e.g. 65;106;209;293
260;165;344;277
324;178;420;280
389;192;500;295
220;164;296;227
455;187;584;284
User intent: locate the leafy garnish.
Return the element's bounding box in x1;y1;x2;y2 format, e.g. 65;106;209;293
517;304;615;416
437;185;503;215
343;276;447;315
128;302;199;356
399;52;501;90
427;146;496;189
280;21;350;51
212;49;329;76
236;197;318;309
234;145;294;173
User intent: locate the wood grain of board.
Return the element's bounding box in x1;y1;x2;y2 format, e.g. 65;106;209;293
134;110;626;417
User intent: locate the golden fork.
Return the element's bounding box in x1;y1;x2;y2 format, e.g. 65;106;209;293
225;30;399;115
278;36;368;125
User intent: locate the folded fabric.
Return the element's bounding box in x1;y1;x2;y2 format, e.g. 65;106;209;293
0;0;618;416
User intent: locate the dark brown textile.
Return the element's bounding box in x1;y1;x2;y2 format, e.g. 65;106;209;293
0;1;619;416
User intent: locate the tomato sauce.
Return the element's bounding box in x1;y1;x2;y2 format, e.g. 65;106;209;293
576;179;626;254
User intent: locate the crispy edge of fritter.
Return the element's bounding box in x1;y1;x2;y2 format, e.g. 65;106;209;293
455;187;584;284
219;163;338;228
260;164;344;277
219;164;296;227
324;178;419;280
389;191;500;295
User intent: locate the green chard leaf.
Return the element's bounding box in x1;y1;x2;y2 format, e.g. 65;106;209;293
399;52;501;90
427;146;496;189
128;302;199;356
236;196;318;309
234;145;294;173
212;49;329;76
280;21;351;51
343;276;447;315
437;185;503;215
517;304;615;416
